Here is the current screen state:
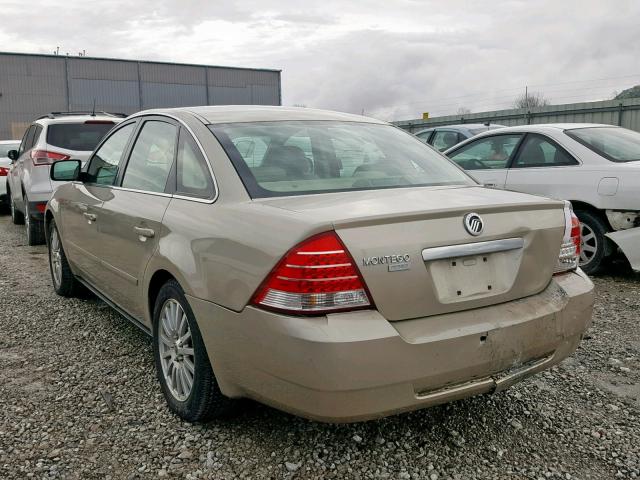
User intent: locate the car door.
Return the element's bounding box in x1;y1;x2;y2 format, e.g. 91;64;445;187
61;121;137;284
446;133;524;188
505;133;579;198
92;117;178;319
11;125;36;207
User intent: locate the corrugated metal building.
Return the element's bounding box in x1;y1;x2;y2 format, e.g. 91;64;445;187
0;52;282;139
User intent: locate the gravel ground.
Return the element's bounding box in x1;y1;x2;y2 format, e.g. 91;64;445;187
0;214;639;480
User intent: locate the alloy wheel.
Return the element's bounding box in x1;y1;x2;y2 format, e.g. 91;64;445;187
24;200;30;235
579;222;598;266
158;299;195;402
50;227;62;288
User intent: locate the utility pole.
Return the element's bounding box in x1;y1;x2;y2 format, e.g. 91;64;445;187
525;85;528;109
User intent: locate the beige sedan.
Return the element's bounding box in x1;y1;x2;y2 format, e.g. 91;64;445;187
45;106;594;422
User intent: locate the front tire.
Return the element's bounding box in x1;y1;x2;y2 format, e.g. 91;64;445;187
152;280;236;422
48;219;82;297
575;210;609;275
25;196;45;245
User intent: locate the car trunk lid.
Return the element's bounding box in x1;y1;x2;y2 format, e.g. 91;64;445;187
260;186;565;321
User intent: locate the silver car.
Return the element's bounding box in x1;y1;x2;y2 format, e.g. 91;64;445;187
415;124;506;151
7;112;123;244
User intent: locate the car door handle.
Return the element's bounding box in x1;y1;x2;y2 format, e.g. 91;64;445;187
83;212;97;222
134;227;155;239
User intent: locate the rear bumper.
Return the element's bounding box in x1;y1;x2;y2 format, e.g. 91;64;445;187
606;227;640;272
188;269;594;422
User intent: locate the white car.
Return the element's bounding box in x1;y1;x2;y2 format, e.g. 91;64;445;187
0;140;21;212
6;112;123;244
444;123;640;274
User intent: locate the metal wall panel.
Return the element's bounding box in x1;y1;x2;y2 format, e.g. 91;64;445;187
69;78;140;112
141;82;207;109
67;58;138;81
0;52;281;139
209;86;252;105
395;98;640;134
140;62;206;85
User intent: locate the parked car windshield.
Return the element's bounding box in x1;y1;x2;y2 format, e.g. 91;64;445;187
565;127;640;162
210;121;474;198
47;122;115;151
0;143;19;157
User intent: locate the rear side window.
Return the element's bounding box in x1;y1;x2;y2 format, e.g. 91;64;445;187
87;123;135;185
122;120;177;193
176;130;215;198
512;135;577;167
448;134;523;170
19;125;36;155
46;122;115;151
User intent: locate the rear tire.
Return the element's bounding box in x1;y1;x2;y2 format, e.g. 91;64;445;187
48;219;82;297
10;190;24;225
575;210;609;275
25;196;45;245
152;280;237;422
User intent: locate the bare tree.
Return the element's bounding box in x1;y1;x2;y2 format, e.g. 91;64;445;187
513;91;549;109
456;106;471;115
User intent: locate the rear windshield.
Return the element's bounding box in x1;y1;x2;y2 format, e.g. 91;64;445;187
209;121;474;198
565;127;640;162
46;122;115;151
0;143;19;157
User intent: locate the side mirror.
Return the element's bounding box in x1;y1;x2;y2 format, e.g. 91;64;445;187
51;160;82;182
7;150;18;162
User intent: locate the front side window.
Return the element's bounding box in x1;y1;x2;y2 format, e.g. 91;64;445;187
448;134;523;170
176;130;215;198
512;134;577;167
86;123;135;185
47;122;115;151
565;127;640;162
121;121;177;193
432;130;462;151
210;121;473;198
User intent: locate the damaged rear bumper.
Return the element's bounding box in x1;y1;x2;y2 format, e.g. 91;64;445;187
606;226;640;271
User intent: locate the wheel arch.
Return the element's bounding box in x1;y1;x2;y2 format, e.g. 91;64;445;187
569;200;611;230
147;269;178;324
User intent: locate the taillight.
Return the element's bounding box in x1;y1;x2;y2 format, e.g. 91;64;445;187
251;231;372;314
0;166;8;177
554;202;581;274
31;150;70;166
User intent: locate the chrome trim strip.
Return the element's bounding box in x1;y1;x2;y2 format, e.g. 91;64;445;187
421;237;524;262
124;111;220;204
110;185;173;198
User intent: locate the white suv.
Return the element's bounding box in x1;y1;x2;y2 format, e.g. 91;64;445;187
7;112;123;244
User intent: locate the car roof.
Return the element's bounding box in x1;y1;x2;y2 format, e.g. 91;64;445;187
414;123;506;134
472;123;614;134
132;105;388;125
0;139;20;144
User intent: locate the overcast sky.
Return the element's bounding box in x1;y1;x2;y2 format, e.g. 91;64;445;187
1;0;639;120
